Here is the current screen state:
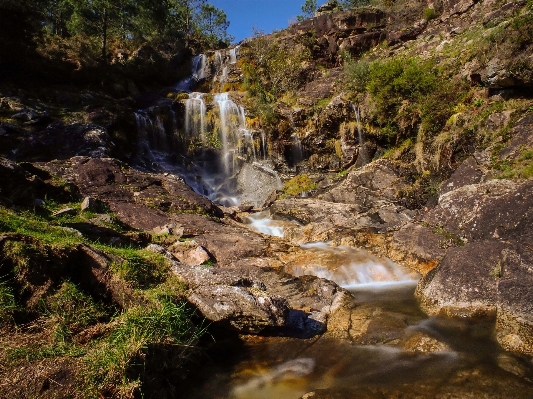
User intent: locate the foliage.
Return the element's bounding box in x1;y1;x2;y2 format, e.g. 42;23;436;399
298;0;317;21
343;52;370;94
195;3;232;47
495;148;533;180
241;30;310;127
1;0;232;77
281;174;317;197
345;56;468;145
0;0;44;74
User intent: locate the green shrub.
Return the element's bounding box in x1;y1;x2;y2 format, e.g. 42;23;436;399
361;56;468;144
424;8;436;20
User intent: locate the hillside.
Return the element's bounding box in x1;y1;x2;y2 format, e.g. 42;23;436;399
1;0;533;397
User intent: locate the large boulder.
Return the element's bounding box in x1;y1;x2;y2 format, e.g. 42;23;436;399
416;178;533;355
170;263;290;334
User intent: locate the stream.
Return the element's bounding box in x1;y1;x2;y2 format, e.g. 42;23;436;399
179;217;533;399
138;49;533;398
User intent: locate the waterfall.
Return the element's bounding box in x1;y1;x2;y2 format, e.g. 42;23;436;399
141;50;279;207
229;45;239;65
352;103;369;166
261;131;267;159
192;54;207;81
214;93;254;173
184;93;206;141
176;54;208;92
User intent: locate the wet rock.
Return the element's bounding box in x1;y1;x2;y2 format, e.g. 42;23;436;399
389;223;446;275
399;331;452;353
416;175;533;354
171;263;290;333
416;240;505;317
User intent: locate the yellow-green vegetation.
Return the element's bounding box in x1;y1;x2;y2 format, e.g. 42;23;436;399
496;148;533;180
0;201;202;397
240;31;310;127
364;56;468;144
83;299;200;397
108;248;169;288
281;174;317;198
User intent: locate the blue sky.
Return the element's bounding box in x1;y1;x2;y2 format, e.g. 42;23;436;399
209;0;326;43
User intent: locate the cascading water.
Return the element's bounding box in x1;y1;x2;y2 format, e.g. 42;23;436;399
214;92;239;174
176;54;208;92
288;242;419;291
184;93;206;141
138;48;281;207
352;103;369;166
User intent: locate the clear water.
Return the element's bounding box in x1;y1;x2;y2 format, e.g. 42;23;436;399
182;239;533;399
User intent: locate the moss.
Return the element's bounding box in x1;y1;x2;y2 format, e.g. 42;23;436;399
424;7;436;20
281;174;317;198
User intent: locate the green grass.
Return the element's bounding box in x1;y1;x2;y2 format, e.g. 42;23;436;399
83;299;201;397
496;147;533;180
107;247;170;288
0;280;17;325
45;281;108;331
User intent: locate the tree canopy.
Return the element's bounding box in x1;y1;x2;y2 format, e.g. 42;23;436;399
0;0;232;69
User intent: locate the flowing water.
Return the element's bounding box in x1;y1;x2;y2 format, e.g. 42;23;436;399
217;219;533;399
143;54;533;398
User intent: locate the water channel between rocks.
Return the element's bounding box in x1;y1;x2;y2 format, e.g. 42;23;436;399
181;216;533;399
141;50;533;398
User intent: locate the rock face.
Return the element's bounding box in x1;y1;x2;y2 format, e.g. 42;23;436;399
271;160;416;258
416;177;533;355
287;8;386;64
171;263;290;333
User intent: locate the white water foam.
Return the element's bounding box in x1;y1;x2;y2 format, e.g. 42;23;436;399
290;242;419;291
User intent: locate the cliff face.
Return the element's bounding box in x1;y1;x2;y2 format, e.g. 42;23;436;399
186;0;532;183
